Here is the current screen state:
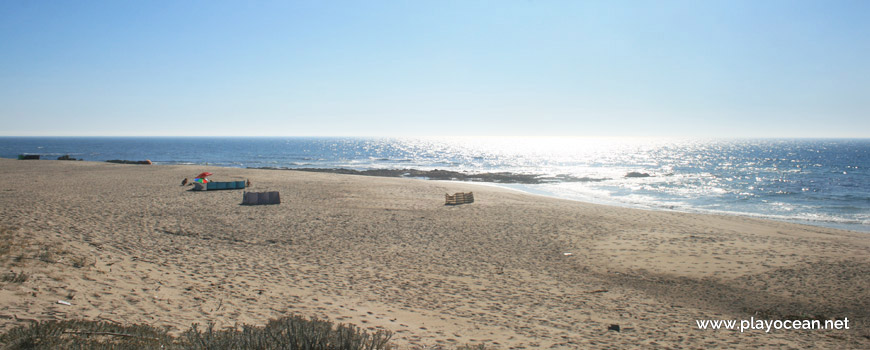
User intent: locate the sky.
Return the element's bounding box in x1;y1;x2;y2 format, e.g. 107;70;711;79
0;0;868;137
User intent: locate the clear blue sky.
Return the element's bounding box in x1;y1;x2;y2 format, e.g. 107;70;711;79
1;0;867;137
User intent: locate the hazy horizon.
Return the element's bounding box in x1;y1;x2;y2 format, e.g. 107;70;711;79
2;1;868;138
2;135;869;141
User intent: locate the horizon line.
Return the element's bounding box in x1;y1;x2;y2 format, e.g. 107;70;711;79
0;135;868;140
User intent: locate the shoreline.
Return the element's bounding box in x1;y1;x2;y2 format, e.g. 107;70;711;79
1;159;869;348
494;182;870;234
7;157;870;232
257;166;870;234
9;157;869;232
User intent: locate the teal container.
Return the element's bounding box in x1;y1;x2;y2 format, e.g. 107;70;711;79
236;181;245;189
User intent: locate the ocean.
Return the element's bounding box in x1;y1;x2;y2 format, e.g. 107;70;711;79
2;137;868;232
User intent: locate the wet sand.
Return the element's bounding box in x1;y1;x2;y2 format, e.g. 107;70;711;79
0;159;868;349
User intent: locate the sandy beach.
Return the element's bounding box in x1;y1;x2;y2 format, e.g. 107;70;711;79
0;158;867;349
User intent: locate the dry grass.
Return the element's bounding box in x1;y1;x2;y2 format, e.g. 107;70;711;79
0;271;27;283
0;226;93;270
0;226;19;259
0;316;490;349
0;316;396;350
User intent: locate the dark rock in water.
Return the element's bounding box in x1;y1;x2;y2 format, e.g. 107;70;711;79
250;167;610;185
107;159;153;165
625;172;651;178
608;324;620;332
57;155;78;161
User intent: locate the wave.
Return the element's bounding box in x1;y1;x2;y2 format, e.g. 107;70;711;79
502;182;870;232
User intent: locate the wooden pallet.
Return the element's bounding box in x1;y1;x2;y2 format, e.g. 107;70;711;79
445;192;474;205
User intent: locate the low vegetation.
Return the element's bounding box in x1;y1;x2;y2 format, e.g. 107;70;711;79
0;271;28;283
0;229;487;349
0;315;394;350
0;225;94;270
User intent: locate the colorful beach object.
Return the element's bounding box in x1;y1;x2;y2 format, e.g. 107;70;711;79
192;180;246;191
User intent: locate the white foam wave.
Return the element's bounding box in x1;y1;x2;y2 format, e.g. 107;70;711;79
493;182;870;233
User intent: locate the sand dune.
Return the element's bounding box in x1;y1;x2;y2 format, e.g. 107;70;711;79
0;159;867;349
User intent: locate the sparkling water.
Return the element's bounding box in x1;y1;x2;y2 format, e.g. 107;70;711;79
2;137;867;232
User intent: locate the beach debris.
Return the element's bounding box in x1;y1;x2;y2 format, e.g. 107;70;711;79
587;289;609;294
17;154;40;160
445;192;474;205
563;252;573;256
12;314;38;322
246;178;252;187
182;178;189;186
242;191;281;205
57;300;71;306
608;324;620;332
